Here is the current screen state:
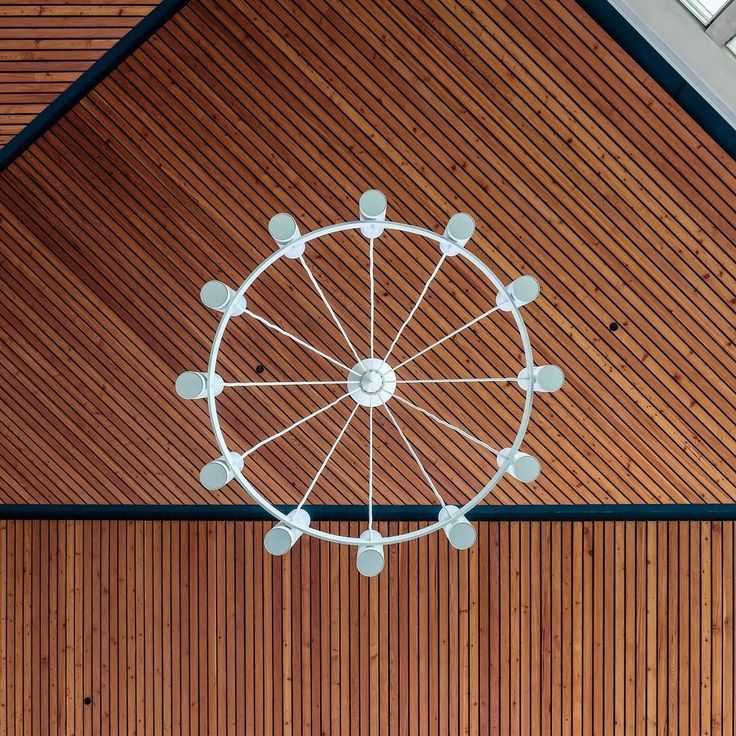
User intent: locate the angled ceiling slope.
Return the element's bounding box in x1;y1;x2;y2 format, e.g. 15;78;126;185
0;0;156;146
0;0;186;153
0;0;734;509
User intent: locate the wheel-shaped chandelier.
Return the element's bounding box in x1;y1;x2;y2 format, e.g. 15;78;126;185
176;190;564;576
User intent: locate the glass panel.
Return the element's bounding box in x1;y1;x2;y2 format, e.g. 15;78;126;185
678;0;730;23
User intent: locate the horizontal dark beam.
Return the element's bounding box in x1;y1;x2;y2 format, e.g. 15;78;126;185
2;504;736;522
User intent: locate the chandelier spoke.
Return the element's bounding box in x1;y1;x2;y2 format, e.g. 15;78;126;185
369;236;376;360
392;305;500;370
299;255;364;366
224;379;347;388
383;253;446;363
393;394;499;456
368;406;375;529
244;308;351;371
242;392;349;459
383;403;446;507
395;376;516;385
295;403;359;510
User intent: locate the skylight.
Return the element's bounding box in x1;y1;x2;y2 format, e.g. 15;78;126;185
679;0;730;22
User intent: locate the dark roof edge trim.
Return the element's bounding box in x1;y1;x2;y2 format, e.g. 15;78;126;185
577;0;736;159
0;0;190;173
2;504;736;522
0;0;732;171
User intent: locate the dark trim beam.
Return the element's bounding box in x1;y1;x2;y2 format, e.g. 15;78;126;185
2;504;736;521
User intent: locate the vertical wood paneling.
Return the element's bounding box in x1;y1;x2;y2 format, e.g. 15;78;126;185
0;519;734;733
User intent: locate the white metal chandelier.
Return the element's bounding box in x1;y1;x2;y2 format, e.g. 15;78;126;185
176;190;564;576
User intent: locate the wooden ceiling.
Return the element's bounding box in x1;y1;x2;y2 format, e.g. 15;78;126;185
1;519;734;733
0;0;734;507
0;0;156;146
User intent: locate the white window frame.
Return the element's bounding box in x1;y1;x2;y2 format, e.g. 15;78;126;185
704;0;736;42
678;0;730;25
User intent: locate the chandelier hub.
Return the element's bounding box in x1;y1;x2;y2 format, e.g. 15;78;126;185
347;358;396;407
360;370;383;393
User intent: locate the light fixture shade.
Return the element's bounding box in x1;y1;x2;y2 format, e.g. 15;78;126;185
175;371;224;399
356;529;385;576
200;280;247;315
264;509;311;556
517;365;565;393
496;275;540;311
268;213;304;258
440;212;475;255
199;452;244;490
359;189;387;238
438;505;476;549
497;448;541;483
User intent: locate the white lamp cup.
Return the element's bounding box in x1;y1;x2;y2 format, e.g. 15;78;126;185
359;189;387;238
438;505;476;550
175;371;224;399
356;529;385;577
496;275;540;311
440;212;475;255
517;365;565;393
200;280;247;315
268;213;303;258
497;448;541;483
200;452;244;491
264;509;311;556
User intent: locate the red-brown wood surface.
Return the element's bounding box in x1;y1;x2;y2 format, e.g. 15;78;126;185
0;0;734;507
0;0;156;145
0;519;734;733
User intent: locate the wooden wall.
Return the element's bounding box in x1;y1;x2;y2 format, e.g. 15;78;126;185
0;1;156;146
1;0;734;507
1;519;734;734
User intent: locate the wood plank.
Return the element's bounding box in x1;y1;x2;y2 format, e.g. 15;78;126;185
711;522;722;736
529;522;540;736
667;522;678;736
551;521;562;736
690;522;702;735
488;520;500;736
657;521;668;735
723;522;734;736
635;522;646;733
678;521;690;735
702;523;712;736
613;521;626;736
